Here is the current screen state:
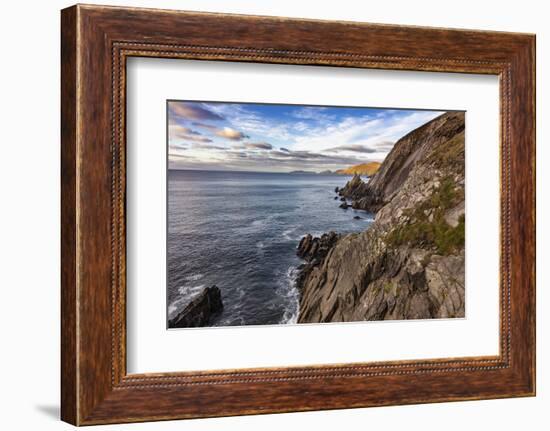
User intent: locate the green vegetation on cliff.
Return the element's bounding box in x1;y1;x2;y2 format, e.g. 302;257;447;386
386;176;465;255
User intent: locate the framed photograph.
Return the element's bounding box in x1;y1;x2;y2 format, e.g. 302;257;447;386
61;4;535;425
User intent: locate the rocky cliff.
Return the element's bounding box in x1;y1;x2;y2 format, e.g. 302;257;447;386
296;112;465;323
339;112;465;212
169;285;224;328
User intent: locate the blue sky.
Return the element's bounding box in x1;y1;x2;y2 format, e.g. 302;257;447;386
168;101;445;172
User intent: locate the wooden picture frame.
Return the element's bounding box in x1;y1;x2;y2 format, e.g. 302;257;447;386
61;4;536;425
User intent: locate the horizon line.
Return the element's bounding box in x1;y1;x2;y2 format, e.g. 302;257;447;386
167;167;372;175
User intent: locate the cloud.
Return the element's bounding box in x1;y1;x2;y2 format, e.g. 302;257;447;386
169;125;190;137
191;143;227;150
186;136;213;143
169;145;383;172
323;144;378;154
169;143;187;150
265;148;365;163
205;103;296;142
234;149;372;169
291;107;335;122
192;122;250;142
192;122;220;132
169;152;191;159
169;102;225;122
215;127;249;141
175;126;201;136
168;125;212;143
232;142;272;150
292;111;441;156
245;142;272;150
370;140;397;151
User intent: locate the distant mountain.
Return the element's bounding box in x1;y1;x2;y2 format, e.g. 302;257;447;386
336;162;381;176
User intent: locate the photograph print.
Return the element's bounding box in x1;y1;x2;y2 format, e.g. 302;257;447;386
167;100;465;329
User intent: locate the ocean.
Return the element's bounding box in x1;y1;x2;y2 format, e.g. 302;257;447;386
167;169;373;327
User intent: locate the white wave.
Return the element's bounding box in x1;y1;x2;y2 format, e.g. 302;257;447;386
177;283;206;296
169;284;207;319
184;273;204;282
308;231;327;238
282;228;298;241
168;298;186;317
282;228;330;244
276;266;300;324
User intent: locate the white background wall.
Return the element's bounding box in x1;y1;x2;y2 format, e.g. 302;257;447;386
0;0;546;429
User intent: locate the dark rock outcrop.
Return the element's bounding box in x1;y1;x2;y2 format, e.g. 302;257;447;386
297;232;339;263
338;173;370;202
169;285;223;328
339;202;349;209
297;112;465;323
296;232;340;295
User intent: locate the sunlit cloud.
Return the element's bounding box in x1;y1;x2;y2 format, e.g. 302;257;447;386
192;122;249;142
170;126;200;136
215;127;249;141
168;125;213;143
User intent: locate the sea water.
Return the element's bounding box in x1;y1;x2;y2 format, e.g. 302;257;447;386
167;169;373;327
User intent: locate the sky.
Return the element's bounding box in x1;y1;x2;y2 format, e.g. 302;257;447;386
168;101;445;173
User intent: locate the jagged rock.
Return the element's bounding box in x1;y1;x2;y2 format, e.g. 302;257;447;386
169;285;223;328
334;196;338;200
426;254;465;318
353;216;361;220
297;232;339;263
296;112;466;323
339;202;349;209
338;174;370;205
334;186;339;193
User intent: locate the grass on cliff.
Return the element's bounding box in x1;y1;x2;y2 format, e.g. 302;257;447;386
386;176;465;255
